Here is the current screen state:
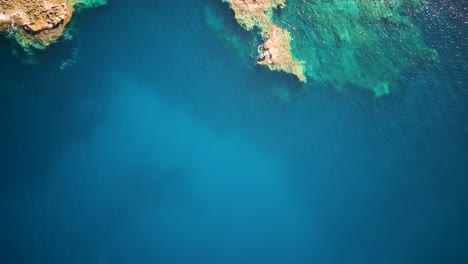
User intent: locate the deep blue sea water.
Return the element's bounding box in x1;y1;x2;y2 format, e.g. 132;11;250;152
1;0;467;263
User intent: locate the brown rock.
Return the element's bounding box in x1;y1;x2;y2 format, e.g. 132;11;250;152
0;0;74;48
226;0;306;82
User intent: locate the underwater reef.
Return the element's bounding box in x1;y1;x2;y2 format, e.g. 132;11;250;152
0;0;106;54
221;0;437;96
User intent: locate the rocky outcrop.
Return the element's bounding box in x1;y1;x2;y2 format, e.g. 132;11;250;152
0;0;106;51
224;0;306;82
0;0;74;50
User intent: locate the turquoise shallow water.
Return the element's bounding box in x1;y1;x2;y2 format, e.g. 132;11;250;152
0;0;467;263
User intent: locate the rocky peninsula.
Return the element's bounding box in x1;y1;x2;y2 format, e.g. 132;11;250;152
224;0;306;82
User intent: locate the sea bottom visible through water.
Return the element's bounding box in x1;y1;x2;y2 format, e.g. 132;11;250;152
0;0;467;264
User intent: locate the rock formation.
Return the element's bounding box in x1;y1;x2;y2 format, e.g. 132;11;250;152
0;0;106;52
224;0;306;82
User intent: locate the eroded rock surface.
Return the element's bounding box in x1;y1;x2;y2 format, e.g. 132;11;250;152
0;0;75;50
0;0;106;51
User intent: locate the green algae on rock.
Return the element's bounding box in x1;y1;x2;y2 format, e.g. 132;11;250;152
221;0;437;96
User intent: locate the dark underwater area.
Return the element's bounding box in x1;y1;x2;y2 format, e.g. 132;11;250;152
0;0;467;263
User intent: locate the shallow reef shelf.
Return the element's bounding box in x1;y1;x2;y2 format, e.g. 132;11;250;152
221;0;437;96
